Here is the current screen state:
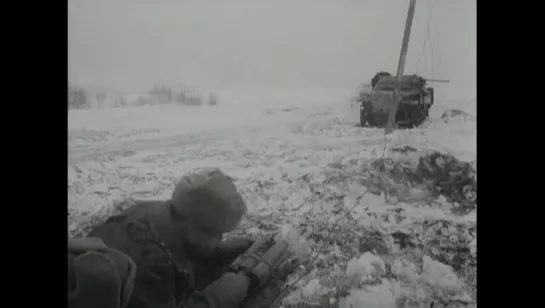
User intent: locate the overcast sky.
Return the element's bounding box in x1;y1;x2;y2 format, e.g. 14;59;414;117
68;0;475;95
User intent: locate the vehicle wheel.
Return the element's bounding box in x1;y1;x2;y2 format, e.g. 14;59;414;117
360;108;367;127
360;104;374;127
368;114;376;126
419;106;428;126
417;107;427;126
410;106;423;128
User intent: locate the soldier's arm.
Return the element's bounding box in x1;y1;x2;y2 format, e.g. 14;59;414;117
130;256;179;308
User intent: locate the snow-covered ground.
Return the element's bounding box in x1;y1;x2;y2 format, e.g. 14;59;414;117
68;87;476;307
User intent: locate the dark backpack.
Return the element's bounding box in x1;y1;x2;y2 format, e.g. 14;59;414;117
68;237;137;308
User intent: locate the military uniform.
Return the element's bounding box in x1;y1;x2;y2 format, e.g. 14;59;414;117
88;169;253;308
68;237;137;308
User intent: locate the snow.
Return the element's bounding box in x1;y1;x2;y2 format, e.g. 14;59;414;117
339;284;397;308
346;252;386;277
68;87;476;307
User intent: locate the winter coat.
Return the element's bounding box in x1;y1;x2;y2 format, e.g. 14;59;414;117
68;237;137;308
88;200;247;308
88;169;250;308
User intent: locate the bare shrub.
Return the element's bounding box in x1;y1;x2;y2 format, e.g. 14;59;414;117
185;95;203;106
173;91;187;103
136;95;158;106
174;85;203;106
149;85;173;104
113;97;128;108
68;85;88;109
68;84;213;109
96;92;108;104
208;92;218;105
148;84;204;106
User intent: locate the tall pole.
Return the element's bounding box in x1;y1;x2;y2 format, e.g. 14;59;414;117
385;0;417;135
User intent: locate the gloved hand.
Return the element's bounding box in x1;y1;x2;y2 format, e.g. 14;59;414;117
189;236;252;289
213;236;253;263
191;272;251;308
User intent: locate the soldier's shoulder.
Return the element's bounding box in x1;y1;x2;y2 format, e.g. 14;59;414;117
117;199;166;218
89;200;166;238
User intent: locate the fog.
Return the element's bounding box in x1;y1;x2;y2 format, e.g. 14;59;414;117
68;0;475;96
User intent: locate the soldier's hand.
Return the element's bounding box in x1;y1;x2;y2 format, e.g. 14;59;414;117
200;272;251;307
214;236;253;263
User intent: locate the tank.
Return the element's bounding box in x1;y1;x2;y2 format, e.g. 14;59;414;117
357;72;434;128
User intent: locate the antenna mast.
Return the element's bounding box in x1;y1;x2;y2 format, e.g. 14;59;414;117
385;0;417;135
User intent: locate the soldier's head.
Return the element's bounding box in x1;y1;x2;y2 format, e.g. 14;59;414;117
170;168;247;258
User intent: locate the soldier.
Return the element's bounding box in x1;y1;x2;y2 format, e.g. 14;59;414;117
371;71;392;88
87;169;254;308
68;237;137;308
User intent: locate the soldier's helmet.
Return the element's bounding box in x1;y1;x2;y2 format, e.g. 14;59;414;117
170;168;247;234
371;71;392;88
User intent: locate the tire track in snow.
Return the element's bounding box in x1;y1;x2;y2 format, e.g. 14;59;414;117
68;130;230;165
68;105;339;165
67;103;382;166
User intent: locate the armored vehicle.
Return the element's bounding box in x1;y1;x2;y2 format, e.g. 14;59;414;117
357;72;434;128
